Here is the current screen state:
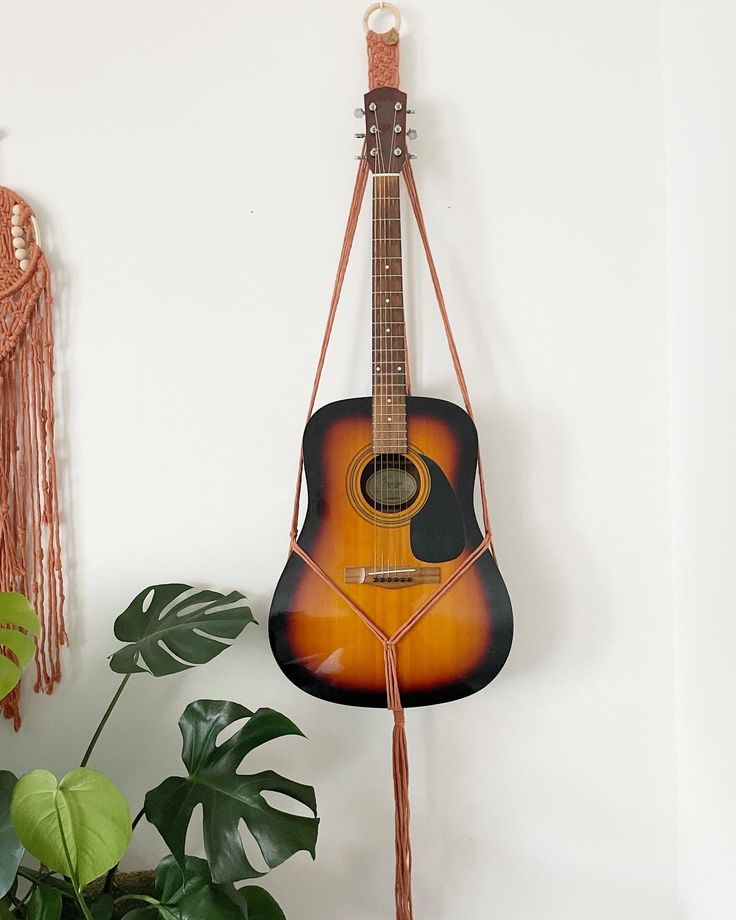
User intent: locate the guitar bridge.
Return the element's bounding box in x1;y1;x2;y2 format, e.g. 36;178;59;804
344;566;441;587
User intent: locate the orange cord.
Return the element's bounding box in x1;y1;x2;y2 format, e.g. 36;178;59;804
284;27;498;920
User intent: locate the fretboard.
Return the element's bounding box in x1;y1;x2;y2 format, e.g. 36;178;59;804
372;174;407;454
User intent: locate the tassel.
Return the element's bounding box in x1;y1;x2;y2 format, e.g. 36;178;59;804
384;643;414;920
0;186;66;729
392;708;413;920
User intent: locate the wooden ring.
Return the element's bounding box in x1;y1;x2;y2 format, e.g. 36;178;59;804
363;2;401;35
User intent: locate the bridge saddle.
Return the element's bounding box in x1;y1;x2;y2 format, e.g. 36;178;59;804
344;565;441;588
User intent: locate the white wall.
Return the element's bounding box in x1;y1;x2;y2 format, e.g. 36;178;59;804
0;1;706;917
663;2;736;917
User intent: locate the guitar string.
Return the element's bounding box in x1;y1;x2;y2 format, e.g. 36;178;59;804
397;173;407;583
388;109;398;580
373;164;380;579
381;119;392;581
374;107;387;583
397;129;408;580
371;167;376;579
383;116;400;582
380;165;387;580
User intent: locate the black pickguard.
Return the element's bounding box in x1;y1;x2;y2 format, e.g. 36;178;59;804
410;454;465;562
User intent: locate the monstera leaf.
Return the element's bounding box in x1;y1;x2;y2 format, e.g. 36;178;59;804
0;771;23;899
10;768;132;888
144;701;319;884
109;584;255;676
121;856;247;920
232;885;287;920
0;592;40;700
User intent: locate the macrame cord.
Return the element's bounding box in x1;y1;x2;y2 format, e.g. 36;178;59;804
0;187;65;730
287;24;498;920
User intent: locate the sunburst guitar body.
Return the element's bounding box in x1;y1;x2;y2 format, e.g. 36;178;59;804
269;87;513;708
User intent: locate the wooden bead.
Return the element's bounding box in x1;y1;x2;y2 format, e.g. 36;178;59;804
15;249;28;261
19;259;29;270
11;215;21;226
11;226;24;238
12;204;21;215
12;237;26;250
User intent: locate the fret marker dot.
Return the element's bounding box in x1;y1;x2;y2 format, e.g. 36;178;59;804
385;298;390;303
385;264;389;270
388;417;392;422
385;327;390;333
377;366;381;372
387;398;392;403
397;366;402;371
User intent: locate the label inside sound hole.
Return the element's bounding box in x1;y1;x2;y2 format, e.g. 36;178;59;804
361;455;420;512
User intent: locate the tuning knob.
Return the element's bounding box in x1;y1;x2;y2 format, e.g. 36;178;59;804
354;107;365;118
355;132;366;138
406;128;417;140
407;109;416;115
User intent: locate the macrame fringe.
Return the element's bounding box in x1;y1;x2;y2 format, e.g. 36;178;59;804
0;186;66;730
386;641;413;920
392;709;413;920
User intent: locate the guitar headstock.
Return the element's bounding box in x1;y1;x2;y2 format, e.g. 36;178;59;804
359;87;412;174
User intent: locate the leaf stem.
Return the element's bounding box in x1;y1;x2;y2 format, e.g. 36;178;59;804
11;882;35;911
16;868;74;898
131;806;146;831
55;806;94;920
103;806;145;894
114;894;159;905
80;673;132;768
72;888;95;920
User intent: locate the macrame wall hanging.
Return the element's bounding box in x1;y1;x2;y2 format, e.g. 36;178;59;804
0;185;65;730
270;5;514;920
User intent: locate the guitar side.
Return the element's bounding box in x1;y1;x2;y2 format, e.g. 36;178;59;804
269;395;513;708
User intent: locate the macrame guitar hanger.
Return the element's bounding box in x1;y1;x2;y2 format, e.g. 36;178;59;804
288;6;497;918
0;184;66;730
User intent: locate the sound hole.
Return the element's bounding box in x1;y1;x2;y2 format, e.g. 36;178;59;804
360;454;420;513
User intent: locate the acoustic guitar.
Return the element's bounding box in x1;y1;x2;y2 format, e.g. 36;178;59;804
269;87;513;708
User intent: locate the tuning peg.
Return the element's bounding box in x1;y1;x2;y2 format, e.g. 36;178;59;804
355;154;367;160
354;107;365;118
355;132;366;138
407;109;416;115
408;154;417;160
406;128;417;140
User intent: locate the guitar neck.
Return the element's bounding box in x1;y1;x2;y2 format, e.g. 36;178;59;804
372;173;408;454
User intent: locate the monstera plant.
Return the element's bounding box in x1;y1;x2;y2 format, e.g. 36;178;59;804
0;586;319;920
